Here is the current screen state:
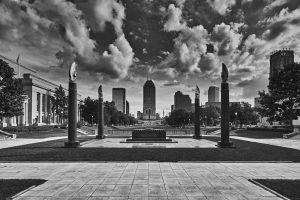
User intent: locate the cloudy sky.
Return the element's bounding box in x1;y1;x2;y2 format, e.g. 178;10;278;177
0;0;300;116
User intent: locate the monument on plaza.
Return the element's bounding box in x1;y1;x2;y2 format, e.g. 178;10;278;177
217;63;235;148
193;85;201;139
96;85;105;139
64;62;80;148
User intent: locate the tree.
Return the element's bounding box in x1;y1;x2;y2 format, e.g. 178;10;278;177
203;106;220;126
166;109;191;127
52;85;68;125
0;59;24;124
259;63;300;127
81;97;98;125
229;102;259;126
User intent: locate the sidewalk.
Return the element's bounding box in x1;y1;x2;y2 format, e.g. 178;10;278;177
231;136;300;150
0;162;299;199
0;136;67;149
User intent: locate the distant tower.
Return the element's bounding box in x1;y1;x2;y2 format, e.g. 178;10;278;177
208;86;219;102
270;49;294;78
112;88;126;113
143;79;156;120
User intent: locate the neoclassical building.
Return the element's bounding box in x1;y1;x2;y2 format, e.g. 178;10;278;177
0;55;82;127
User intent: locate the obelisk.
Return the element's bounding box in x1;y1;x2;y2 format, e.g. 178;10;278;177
217;63;235;148
96;85;105;139
65;62;80;148
193;85;201;139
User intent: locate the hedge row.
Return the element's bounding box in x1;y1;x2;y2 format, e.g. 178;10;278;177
1;125;56;133
247;127;292;133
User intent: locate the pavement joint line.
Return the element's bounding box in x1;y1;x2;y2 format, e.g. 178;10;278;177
10;185;38;199
248;179;290;200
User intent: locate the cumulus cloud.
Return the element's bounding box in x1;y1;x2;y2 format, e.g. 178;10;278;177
263;0;288;13
163;80;181;87
211;22;243;56
93;0;125;35
0;0;135;80
206;0;236;15
164;4;186;31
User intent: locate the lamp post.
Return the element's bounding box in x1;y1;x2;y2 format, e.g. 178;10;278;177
91;115;94;126
235;112;238;128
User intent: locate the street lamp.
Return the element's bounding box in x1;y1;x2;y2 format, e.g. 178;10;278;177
91;115;94;126
235;112;238;128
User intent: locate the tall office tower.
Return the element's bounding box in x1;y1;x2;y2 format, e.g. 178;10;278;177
143;79;156;120
270;49;294;78
112;88;126;113
126;100;129;115
174;91;192;112
208;86;220;102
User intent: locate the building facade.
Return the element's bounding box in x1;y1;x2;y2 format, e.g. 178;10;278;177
208;86;220;102
254;97;262;108
112;88;126;113
174;91;192;112
0;55;82;127
270;49;294;78
143;80;156;120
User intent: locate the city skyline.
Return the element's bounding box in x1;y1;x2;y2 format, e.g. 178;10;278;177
0;0;300;116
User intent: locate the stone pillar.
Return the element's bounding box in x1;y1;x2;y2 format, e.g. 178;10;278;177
96;85;105;139
65;62;80;148
217;63;235;148
193;85;201;139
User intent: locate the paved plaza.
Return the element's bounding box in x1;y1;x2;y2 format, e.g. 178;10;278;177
1;162;299;200
81;138;217;148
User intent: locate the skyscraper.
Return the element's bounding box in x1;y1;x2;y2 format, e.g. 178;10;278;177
270;49;294;78
174;91;192;112
208;86;219;102
143;79;156;120
112;88;126;113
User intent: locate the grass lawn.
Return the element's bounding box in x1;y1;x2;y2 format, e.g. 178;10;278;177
254;179;300;200
231;129;285;139
0;136;299;161
15;128;68;139
0;179;46;199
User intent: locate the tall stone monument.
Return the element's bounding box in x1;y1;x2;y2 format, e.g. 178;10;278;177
193;85;201;139
217;63;235;148
96;85;105;139
64;62;80;148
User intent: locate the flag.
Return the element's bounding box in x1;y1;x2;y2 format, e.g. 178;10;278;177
16;54;20;64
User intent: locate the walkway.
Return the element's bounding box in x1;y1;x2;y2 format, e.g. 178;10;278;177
0;162;299;199
0;136;67;149
230;136;300;150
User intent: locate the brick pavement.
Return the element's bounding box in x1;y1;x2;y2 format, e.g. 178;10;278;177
0;162;299;199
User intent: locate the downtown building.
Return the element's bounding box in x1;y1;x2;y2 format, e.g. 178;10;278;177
143;79;156;120
174;91;192;112
112;88;126;114
270;49;294;79
0;55;82;127
208;86;219;102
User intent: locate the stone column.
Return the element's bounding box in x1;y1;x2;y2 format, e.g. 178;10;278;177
65;62;80;148
193;85;201;139
96;85;105;139
217;63;235;148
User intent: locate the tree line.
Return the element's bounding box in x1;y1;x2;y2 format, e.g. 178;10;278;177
80;97;137;126
165;102;259;127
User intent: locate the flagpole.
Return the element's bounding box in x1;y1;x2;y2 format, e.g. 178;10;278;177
17;54;20;78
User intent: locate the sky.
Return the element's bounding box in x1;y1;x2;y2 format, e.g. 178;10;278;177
0;0;300;117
